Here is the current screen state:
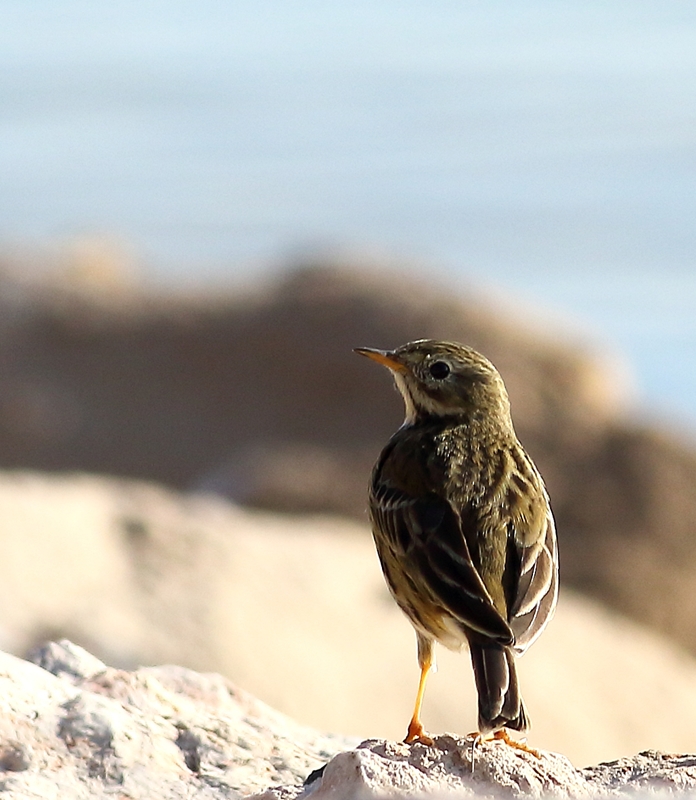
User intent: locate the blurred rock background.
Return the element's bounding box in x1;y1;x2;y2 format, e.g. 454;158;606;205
2;254;696;766
2;258;696;647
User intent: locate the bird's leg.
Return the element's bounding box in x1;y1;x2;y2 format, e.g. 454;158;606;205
492;729;541;758
404;634;434;745
404;665;431;744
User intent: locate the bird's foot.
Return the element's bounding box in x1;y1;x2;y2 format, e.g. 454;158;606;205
403;719;434;746
491;729;541;758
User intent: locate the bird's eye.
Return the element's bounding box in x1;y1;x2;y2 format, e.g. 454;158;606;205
428;361;450;380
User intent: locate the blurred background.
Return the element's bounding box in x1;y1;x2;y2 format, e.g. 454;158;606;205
2;0;696;420
2;0;696;767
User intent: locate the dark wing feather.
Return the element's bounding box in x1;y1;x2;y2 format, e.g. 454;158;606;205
370;480;514;645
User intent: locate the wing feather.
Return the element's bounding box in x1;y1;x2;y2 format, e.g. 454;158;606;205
371;480;514;645
509;503;559;653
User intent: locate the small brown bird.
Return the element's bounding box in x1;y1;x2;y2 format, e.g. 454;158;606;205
355;339;558;746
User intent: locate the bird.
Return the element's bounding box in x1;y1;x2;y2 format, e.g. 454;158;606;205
354;339;558;747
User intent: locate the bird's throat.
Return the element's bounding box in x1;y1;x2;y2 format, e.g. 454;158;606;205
393;372;419;426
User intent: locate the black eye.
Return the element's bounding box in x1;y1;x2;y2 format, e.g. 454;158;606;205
428;361;450;380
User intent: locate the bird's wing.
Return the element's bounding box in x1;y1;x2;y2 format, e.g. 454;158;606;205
507;496;559;654
370;481;514;645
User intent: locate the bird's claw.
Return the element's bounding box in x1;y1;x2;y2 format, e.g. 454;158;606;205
491;729;542;758
403;720;434;746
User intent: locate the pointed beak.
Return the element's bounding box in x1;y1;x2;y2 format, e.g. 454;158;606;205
353;347;408;373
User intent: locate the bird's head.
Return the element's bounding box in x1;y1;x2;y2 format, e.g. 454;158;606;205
354;339;512;426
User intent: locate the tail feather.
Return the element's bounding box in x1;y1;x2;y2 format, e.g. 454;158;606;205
469;642;528;734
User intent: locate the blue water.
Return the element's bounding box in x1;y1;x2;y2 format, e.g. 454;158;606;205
1;1;696;422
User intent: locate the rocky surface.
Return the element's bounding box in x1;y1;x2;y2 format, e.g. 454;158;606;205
4;472;696;766
256;738;696;799
1;639;354;799
1;261;696;656
4;639;696;799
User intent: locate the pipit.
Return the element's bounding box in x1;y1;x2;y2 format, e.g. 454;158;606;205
355;339;558;746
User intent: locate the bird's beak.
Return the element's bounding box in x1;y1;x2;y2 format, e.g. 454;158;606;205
353;347;408;373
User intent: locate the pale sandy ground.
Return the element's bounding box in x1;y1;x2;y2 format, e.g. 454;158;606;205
0;472;694;767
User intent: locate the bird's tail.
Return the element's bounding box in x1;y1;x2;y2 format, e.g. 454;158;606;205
469;642;529;734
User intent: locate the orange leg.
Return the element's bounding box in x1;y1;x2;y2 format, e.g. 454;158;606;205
404;635;434;745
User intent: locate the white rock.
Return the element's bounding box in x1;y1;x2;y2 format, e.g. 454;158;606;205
253;736;696;799
0;640;355;799
4;640;696;800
